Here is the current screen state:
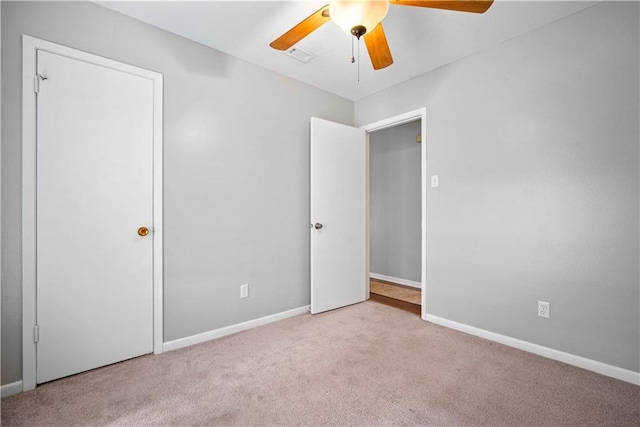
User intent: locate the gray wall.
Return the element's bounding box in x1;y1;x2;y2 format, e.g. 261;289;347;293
356;1;639;372
1;1;353;384
370;120;421;283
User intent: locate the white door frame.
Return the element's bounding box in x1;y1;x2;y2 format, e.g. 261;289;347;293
360;108;427;319
21;35;164;391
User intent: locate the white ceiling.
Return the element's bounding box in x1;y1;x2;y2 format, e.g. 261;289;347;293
96;1;598;101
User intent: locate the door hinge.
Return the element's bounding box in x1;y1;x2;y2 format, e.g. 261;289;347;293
34;325;39;343
34;74;47;94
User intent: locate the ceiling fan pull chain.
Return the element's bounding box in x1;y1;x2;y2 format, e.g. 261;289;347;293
357;37;361;83
351;36;355;64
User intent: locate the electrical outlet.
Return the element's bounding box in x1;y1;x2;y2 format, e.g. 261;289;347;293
240;284;249;299
538;301;550;318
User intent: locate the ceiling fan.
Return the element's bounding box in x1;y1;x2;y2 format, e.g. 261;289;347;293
270;0;494;70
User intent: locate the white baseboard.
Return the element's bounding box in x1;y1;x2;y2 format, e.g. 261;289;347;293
370;273;421;289
163;305;310;352
1;381;23;398
425;314;640;386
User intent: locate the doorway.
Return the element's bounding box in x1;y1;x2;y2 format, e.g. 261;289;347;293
368;120;422;315
361;109;427;318
22;36;164;391
309;108;426;317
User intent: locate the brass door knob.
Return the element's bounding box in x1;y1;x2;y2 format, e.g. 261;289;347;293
137;227;150;237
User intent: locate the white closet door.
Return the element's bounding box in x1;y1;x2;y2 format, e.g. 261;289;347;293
36;50;154;383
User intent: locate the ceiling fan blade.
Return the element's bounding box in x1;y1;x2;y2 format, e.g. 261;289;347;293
270;4;331;51
364;23;393;70
391;0;494;13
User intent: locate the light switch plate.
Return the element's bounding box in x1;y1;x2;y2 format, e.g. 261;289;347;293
431;175;439;188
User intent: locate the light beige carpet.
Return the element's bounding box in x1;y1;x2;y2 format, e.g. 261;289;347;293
2;301;638;426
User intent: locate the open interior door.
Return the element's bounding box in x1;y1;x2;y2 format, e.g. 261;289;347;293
310;117;368;314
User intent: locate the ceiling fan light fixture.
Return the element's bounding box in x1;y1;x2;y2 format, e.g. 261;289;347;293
329;0;389;38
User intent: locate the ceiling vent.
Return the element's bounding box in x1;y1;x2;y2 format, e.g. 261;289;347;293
284;47;314;64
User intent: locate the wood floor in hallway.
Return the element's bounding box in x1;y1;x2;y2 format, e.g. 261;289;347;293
369;278;421;315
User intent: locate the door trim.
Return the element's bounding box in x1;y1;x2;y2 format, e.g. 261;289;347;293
360;108;427;319
21;35;164;391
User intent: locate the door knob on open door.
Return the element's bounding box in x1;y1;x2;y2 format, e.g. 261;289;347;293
137;227;149;237
314;223;323;230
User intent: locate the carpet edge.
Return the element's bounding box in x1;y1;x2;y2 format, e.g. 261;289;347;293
426;314;640;385
163;305;310;352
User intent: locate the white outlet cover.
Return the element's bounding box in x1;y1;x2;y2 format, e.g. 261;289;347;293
538;301;550;318
431;175;439;188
